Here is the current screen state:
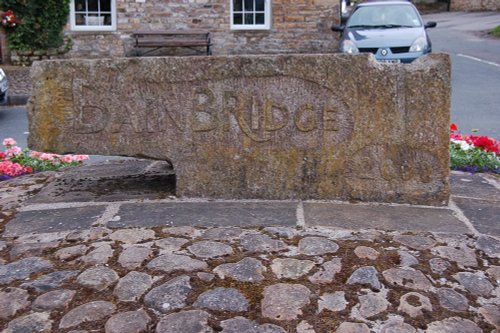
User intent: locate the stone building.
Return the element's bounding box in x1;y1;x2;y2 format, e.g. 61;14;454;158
63;0;341;59
450;0;500;11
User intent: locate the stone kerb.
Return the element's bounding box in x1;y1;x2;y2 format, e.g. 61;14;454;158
27;53;451;205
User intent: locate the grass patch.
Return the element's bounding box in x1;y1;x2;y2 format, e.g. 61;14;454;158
491;25;500;37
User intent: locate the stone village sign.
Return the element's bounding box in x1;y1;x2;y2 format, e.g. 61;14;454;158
28;53;451;205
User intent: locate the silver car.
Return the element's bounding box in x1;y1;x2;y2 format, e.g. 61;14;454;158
0;68;8;104
332;1;437;63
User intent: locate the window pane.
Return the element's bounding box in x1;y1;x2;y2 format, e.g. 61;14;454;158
103;13;112;25
75;13;86;25
255;0;265;11
100;0;111;11
244;13;254;24
233;0;243;12
256;13;265;24
244;0;253;11
233;13;243;24
75;0;86;11
88;0;99;11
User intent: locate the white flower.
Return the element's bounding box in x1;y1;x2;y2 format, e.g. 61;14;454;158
451;139;474;151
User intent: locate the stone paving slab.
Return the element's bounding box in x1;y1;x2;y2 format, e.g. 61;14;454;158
27;160;175;203
109;202;298;228
453;197;500;237
4;206;106;236
304;202;471;234
450;172;500;202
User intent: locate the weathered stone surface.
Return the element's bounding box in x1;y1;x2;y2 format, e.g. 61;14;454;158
435;288;469;312
118;245;152;269
487;265;500;282
59;301;116;329
76;266;120;291
146;254;208;273
21;270;79;292
318;291;347;312
220;317;286;333
188;241;234;258
32;289;76;312
214;257;266;282
476;235;500;258
336;322;370;333
155;237;189;252
353;291;389;319
347;266;381;290
479;304;500;328
113;271;153;302
393;234;436;250
105;310;151;333
202;227;246;241
144;275;192;313
454;272;494;296
197;272;215;282
0;287;31;319
240;234;287;252
109;228;156;244
81;243;114;265
398;292;432;317
399;251;419;267
431;246;478;268
3;312;52;333
426;317;482;333
354;246;379;260
9;241;60;260
263;227;298;239
271;258;315;279
193;287;249;312
0;257;53;284
28;54;451;205
298;237;339;255
308;258;342;284
163;226;200;238
296;321;315;333
379;318;416;333
429;258;451;274
55;245;88;260
382;268;432;290
155;310;213;333
262;283;311;320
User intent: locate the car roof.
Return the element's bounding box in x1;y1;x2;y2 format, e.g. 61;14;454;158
357;0;414;7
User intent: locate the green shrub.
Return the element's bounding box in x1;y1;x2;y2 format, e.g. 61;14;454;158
491;25;500;38
1;0;70;52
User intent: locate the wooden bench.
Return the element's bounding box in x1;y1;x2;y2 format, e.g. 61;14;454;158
132;30;212;56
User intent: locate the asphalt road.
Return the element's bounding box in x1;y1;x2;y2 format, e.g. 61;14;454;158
1;11;500;153
424;11;500;138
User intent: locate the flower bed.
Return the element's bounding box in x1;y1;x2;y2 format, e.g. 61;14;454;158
1;138;89;181
450;124;500;174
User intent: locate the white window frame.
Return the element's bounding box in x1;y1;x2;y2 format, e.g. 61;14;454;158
230;0;271;30
70;0;116;32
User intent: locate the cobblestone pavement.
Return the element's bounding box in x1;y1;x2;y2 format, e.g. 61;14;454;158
1;164;500;332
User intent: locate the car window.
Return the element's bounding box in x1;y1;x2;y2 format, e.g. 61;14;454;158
347;4;422;28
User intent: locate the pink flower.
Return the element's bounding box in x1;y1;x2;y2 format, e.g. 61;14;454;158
0;152;6;160
6;146;22;157
61;155;73;163
29;151;43;158
39;153;55;161
0;160;25;177
72;155;89;162
3;138;17;147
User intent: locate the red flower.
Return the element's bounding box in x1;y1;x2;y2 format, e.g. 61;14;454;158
450;123;458;131
0;151;5;160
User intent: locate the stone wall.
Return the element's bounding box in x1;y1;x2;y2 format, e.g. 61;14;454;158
450;0;500;11
28;54;451;205
64;0;340;59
